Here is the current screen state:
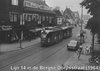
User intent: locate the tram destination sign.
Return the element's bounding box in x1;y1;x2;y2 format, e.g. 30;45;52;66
24;1;51;11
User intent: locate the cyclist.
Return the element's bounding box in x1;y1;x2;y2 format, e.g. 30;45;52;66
77;46;83;59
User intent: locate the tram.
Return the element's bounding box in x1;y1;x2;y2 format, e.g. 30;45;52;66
41;26;73;47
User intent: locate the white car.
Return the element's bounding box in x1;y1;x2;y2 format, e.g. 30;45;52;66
67;40;80;50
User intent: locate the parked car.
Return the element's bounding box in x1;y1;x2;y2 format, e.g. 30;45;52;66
67;40;80;50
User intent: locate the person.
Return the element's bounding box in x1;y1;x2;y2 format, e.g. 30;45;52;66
80;32;85;43
77;46;83;59
85;46;90;55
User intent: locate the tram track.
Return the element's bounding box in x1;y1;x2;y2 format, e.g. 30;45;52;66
0;27;78;71
0;42;44;69
0;37;73;71
33;37;75;66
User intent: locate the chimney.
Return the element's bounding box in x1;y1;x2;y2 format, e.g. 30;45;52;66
43;0;46;3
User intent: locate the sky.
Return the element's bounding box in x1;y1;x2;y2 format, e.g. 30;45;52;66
45;0;88;15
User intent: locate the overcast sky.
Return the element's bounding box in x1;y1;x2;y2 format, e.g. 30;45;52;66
45;0;88;15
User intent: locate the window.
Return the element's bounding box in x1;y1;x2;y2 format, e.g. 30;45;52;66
9;13;13;22
42;16;45;21
27;15;31;21
9;12;18;22
46;16;48;21
12;0;18;6
32;14;35;20
14;14;17;22
38;16;41;24
49;17;52;23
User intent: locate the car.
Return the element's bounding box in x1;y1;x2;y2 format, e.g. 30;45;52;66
67;40;80;50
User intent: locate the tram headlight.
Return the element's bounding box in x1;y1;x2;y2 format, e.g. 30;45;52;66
41;34;47;38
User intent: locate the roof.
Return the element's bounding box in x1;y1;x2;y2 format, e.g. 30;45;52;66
24;0;55;14
63;8;75;19
73;11;80;18
24;7;55;15
53;9;62;16
70;40;77;43
24;0;48;6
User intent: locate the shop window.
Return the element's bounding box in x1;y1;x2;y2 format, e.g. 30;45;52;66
12;0;18;6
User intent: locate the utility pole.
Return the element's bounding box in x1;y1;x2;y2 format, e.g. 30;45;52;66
19;0;24;49
81;5;83;32
80;5;83;44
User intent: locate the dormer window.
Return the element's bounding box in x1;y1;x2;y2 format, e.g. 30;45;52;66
12;0;18;6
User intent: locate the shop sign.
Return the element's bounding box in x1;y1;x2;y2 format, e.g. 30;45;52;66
24;1;51;10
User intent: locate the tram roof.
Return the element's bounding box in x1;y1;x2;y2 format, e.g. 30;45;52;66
44;26;73;34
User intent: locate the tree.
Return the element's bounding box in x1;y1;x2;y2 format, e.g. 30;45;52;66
80;0;100;53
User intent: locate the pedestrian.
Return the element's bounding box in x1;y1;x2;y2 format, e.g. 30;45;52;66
77;46;83;59
86;46;90;55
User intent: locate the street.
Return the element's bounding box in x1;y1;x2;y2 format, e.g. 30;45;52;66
0;0;100;71
0;26;81;71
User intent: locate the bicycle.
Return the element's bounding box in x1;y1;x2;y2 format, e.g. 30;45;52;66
76;46;83;59
89;56;100;64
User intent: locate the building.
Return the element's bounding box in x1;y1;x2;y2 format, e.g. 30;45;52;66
73;11;80;25
63;7;75;27
0;0;56;42
53;9;63;25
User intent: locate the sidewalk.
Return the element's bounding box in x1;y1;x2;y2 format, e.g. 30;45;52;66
0;38;40;52
63;29;100;71
64;54;100;71
63;44;100;71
